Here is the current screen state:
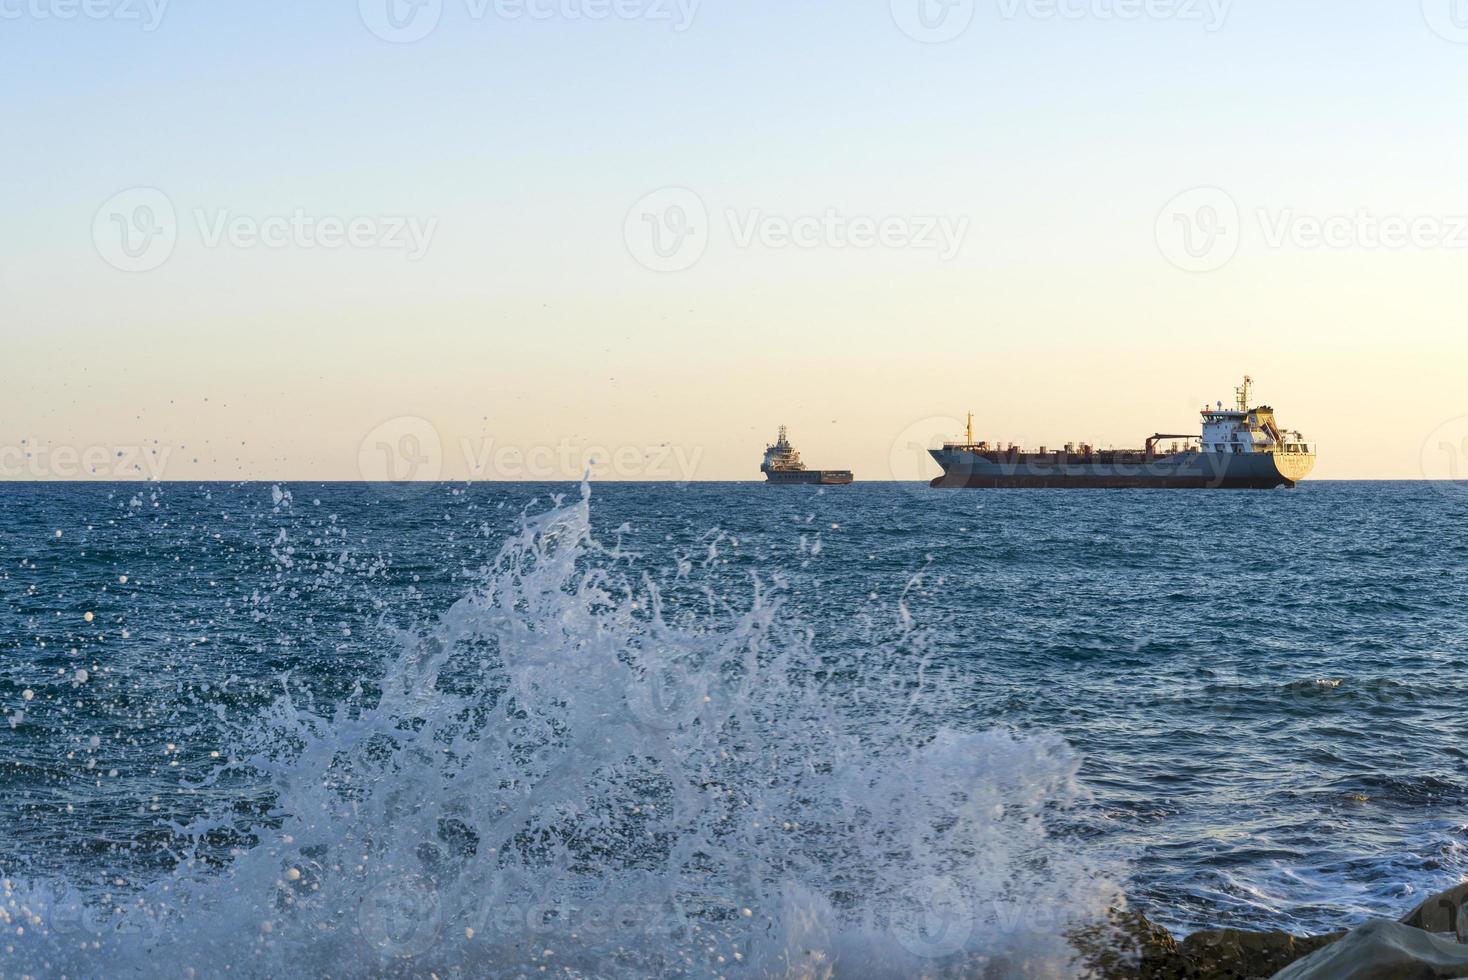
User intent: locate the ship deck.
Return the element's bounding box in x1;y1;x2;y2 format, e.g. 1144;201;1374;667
943;447;1187;464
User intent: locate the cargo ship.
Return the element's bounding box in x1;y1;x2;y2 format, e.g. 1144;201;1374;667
929;378;1315;490
762;426;854;485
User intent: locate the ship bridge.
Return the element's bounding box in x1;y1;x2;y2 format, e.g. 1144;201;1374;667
1199;377;1315;457
761;425;807;474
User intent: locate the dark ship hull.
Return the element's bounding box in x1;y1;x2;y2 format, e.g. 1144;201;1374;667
766;469;854;486
928;447;1314;490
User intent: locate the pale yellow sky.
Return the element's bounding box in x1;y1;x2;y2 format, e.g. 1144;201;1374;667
6;4;1468;483
7;246;1466;481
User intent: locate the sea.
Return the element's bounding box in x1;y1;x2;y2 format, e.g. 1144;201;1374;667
1;481;1465;978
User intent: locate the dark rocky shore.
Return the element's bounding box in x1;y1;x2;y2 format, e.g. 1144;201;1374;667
1076;883;1468;979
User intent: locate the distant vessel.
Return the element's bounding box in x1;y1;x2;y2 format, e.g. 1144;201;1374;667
930;377;1316;489
762;427;854;485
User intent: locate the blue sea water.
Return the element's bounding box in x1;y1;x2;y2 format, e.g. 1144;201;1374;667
1;481;1465;977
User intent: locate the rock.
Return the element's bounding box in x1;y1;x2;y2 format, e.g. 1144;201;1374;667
1071;911;1337;979
1180;927;1342;980
1070;908;1185;979
1073;883;1468;980
1271;919;1468;980
1400;882;1468;939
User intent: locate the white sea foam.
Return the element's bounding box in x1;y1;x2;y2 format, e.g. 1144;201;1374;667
0;487;1119;977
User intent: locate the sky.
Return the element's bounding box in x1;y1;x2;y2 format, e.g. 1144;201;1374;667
3;0;1468;482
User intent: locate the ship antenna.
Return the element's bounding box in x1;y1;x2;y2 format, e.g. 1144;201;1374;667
1236;376;1252;413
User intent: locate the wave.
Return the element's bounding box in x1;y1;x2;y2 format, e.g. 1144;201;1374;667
0;487;1119;978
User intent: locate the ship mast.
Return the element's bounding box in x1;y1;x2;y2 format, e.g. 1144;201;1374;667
966;412;974;445
1235;376;1252;413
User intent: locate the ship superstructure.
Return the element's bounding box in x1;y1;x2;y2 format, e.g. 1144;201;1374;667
929;377;1316;489
762;426;854;485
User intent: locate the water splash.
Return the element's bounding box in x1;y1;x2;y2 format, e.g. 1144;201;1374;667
1;487;1119;977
